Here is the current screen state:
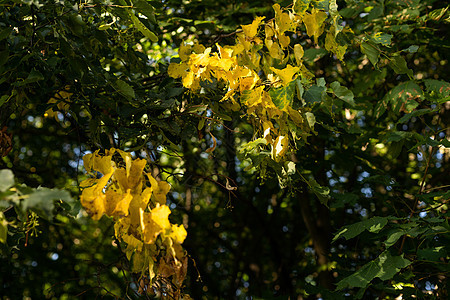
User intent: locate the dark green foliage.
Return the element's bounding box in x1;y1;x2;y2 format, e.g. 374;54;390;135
1;0;449;299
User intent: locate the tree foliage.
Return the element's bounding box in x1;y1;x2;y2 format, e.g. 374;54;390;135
1;0;449;299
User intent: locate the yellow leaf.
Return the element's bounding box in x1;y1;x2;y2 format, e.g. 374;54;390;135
80;171;113;220
192;43;206;54
279;34;290;49
179;43;192;61
241;16;265;38
271;135;289;161
182;71;195;89
122;233;143;252
236;32;252;51
170;224;187;244
262;121;273;143
151;204;171;231
273;4;293;33
140;209;161;244
270;65;299;86
147;174;171;205
217;44;233;59
114;217;130;239
325;29;347;61
294;44;304;65
131;250;146;272
265;20;275;38
239;73;259;92
265;39;283;60
287;106;304;125
168;62;189;79
128;158;147;191
303;8;328;44
242;85;264;108
105;189;133;217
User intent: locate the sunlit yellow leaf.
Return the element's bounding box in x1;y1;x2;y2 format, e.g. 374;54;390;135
303;8;328;44
271;135;289;161
182;71;195;88
122;233;143;252
80;167;114;220
242;85;264;107
241;16;265;38
236;33;252;51
239;74;259;92
151;204;171;230
147;174;171;205
128;158;147;191
140;209;161;244
217;44;233;59
105;189;133;217
270;65;299;86
170;224;187;244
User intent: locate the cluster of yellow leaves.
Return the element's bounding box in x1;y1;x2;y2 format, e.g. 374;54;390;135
169;2;346;162
80;149;187;295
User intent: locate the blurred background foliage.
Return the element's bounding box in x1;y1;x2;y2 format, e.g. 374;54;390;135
0;0;449;299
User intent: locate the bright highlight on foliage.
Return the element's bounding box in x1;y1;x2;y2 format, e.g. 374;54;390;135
168;2;348;165
80;149;187;296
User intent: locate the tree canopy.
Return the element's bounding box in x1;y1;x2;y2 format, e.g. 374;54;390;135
1;0;449;299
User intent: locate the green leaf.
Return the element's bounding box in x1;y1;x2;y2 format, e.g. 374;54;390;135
360;41;380;67
330;81;355;106
384;81;423;114
423;79;450;103
404;45;419;53
371;32;392;46
268;80;296;110
303;48;328;63
239;138;268;154
330;193;359;208
303;85;326;104
17;69;44;86
333;216;389;242
130;13;158;42
133;0;157;24
0;95;8;108
384;230;405;248
0;170;14;192
417;247;446;262
22;188;73;219
304;177;330;206
336;251;411;289
389;56;413;77
0;28;12;41
397;108;438;124
113;79;136;100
